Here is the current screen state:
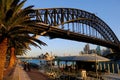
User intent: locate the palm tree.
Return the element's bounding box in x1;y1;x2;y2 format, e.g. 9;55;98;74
7;34;46;68
7;47;16;68
0;0;45;79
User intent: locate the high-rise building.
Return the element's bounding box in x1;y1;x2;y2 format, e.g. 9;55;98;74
96;45;101;55
84;43;90;54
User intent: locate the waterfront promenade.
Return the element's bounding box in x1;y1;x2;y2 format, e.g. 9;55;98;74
12;63;31;80
10;62;120;80
11;63;50;80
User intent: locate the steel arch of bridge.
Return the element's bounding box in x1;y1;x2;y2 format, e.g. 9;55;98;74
31;8;120;52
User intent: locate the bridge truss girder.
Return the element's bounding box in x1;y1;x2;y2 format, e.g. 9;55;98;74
30;8;120;52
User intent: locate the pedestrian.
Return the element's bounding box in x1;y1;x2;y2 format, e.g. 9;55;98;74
27;62;31;71
23;61;27;71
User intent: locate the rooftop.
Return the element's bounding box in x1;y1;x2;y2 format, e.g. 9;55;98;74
55;54;110;62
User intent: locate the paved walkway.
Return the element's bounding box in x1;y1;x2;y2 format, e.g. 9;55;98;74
12;63;31;80
102;73;120;80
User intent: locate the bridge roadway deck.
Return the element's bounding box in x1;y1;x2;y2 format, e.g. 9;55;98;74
12;63;31;80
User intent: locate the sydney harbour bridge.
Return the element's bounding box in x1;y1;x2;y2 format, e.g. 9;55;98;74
30;8;120;52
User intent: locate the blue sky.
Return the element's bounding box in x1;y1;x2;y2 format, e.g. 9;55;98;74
24;0;120;57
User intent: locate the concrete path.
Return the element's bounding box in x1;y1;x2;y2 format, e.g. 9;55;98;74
12;63;31;80
102;73;120;80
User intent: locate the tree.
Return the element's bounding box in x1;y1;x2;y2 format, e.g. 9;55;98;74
7;34;46;68
0;0;46;79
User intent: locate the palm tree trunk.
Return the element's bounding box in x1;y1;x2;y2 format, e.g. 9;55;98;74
0;38;8;80
8;47;15;68
14;54;16;64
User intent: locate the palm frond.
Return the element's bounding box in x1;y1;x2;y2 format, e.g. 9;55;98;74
8;28;39;35
6;0;14;11
0;0;46;56
5;9;13;22
30;37;47;46
12;0;27;17
10;0;20;8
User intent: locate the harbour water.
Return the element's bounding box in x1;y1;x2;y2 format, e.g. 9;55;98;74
20;59;47;66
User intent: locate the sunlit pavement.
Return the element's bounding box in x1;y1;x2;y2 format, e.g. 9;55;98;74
12;63;31;80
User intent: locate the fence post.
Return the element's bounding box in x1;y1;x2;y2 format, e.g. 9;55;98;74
117;64;120;74
107;63;110;73
112;64;114;73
